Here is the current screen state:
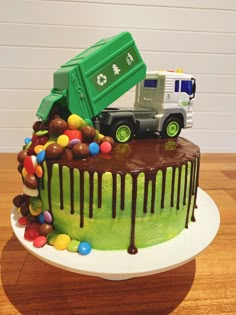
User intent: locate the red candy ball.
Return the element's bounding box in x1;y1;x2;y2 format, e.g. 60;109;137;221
24;223;40;241
100;141;112;154
63;129;82;141
33;235;47;248
24;155;37;175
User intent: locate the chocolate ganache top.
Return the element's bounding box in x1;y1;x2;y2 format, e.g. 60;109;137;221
51;137;200;174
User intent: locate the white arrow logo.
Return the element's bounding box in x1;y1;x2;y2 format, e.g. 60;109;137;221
97;74;107;86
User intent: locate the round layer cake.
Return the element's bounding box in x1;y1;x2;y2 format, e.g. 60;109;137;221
39;137;200;254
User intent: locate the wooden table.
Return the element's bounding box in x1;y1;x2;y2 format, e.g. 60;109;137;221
0;153;235;315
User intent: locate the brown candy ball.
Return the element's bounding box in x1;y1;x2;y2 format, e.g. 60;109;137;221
32;121;42;132
49;118;67;135
24;174;38;189
72;143;89;159
20;202;30;216
17;150;28;163
81;125;96;142
40;223;54;236
63;148;73;161
46;143;64;159
13;194;27;208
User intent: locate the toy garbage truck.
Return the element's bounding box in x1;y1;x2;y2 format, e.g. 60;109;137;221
37;32;196;142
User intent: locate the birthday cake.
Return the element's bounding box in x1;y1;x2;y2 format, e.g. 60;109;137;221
12;32;199;255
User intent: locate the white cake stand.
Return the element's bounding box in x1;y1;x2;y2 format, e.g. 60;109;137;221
11;188;220;281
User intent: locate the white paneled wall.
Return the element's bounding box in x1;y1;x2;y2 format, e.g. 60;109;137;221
0;0;236;152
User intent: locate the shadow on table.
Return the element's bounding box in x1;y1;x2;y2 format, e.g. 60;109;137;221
1;235;196;315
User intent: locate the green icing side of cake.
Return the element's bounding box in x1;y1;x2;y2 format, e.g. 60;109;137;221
39;138;200;253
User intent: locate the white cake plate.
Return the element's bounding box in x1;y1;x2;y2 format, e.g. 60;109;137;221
11;188;220;281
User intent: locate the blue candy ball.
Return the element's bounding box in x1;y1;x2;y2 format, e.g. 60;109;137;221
78;241;92;255
38;212;45;224
36;150;46;164
24;137;31;145
89;142;100;155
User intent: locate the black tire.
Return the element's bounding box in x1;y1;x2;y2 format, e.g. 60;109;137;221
110;120;134;143
161;116;182;139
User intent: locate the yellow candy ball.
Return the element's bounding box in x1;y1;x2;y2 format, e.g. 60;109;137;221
53;234;71;250
57;135;69;148
67;114;84;130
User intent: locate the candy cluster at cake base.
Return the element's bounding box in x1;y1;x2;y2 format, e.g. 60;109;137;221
13;113;115;256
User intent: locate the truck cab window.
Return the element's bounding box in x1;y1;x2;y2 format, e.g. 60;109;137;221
144;79;157;88
181;80;193;95
175;80;179;92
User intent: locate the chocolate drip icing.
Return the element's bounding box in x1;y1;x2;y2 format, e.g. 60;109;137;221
161;169;166;209
42;138;200;254
69;168;74;214
128;174;138;254
80;171;84;227
170;167;176;207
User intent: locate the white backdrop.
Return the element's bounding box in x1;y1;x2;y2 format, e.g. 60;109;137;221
0;0;236;152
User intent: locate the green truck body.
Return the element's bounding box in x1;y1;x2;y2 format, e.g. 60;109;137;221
37;32;146;122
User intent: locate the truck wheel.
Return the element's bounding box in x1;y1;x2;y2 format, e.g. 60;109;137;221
110;120;134;143
161;117;182;138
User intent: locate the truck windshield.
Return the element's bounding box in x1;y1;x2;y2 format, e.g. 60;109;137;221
181;80;193;95
175;80;193;95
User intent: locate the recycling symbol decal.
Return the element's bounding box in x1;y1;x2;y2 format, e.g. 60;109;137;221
97;73;107;86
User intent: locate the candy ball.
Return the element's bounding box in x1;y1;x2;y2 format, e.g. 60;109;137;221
53;234;71;250
43;210;52;223
81;125;96;142
67;114;84;130
23;155;37;175
13;194;26;208
17;150;28;164
72;143;89;159
20;202;30;216
46;143;64;159
24;137;31;145
36;150;46;163
67;240;80;252
18;216;28;225
57;134;69;148
49;118;67;135
89;142;100;155
24;174;38;189
63;129;82;141
47;231;60;246
78;241;92;255
24;223;40;241
38;212;45;224
35;165;43;178
40;223;54;236
34;145;44;154
29;197;42;216
33;235;47;248
63;148;73;161
100;141;112;154
23;185;39;197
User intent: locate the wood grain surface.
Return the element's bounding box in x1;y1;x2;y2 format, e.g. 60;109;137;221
0;153;235;315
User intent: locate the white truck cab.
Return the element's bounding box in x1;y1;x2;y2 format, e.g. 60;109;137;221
134;70;196;138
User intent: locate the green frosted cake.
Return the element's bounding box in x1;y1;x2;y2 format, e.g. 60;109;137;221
13;114;200;255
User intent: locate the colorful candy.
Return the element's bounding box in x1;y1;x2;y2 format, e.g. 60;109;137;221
89;142;100;155
57;134;69;148
24;155;37;175
67;240;80;252
53;234;71;250
24;223;40;241
100;141;112;154
78;241;92;255
43;211;52;223
33;235;47;248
